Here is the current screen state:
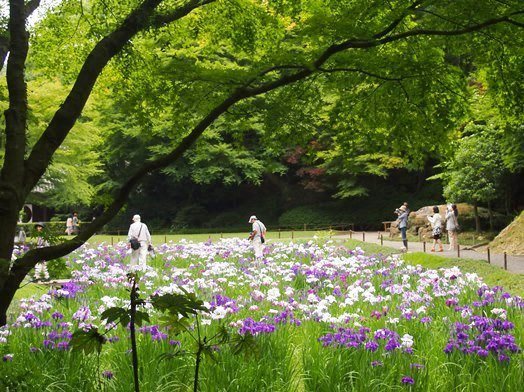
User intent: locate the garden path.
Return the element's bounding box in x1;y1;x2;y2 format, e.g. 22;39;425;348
334;231;524;274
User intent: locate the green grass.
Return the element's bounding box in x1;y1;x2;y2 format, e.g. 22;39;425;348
83;230;330;245
13;283;48;301
403;252;524;296
342;239;398;256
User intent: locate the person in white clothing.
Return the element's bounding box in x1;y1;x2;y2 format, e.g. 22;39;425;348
445;204;459;251
127;214;152;268
427;206;443;252
248;215;266;259
65;215;73;235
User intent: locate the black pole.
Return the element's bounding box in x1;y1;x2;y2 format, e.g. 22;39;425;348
504;252;507;270
487;247;491;264
129;276;140;392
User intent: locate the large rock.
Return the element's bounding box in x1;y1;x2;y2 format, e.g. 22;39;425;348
489;212;524;255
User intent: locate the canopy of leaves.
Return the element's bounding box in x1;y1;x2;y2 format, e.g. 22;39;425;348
435;123;507;204
4;0;523;210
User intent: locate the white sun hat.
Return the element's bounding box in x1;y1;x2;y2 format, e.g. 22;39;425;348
248;215;257;223
132;214;141;222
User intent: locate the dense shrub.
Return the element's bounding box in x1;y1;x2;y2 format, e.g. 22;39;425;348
172;205;209;229
205;211;246;228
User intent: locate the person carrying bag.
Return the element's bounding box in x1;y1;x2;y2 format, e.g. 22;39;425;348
127;214;152;268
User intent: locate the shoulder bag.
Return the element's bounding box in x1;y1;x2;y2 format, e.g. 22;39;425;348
129;224;143;250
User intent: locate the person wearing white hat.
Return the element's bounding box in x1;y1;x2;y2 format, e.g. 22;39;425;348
127;214;152;268
248;215;266;259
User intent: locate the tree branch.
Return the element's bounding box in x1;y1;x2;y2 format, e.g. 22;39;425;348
507;19;524;27
150;0;216;27
372;0;425;39
1;0;30;190
317;67;405;81
25;0;41;17
22;0;215;198
0;1;41;74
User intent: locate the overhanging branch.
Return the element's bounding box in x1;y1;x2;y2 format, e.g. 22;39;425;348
150;0;216;27
25;0;41;17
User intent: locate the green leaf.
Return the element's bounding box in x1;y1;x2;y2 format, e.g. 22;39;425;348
216;325;231;344
134;310;151;327
70;328;106;355
150;292;209;318
100;307;130;327
157;313;192;334
202;346;218;363
230;333;258;358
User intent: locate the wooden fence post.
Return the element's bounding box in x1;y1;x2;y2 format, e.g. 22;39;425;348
362;232;365;242
380;234;383;246
504;252;507;270
487;247;491;264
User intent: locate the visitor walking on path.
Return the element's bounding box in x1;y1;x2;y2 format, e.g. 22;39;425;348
395;204;409;252
445;204;460;251
127;214;152;269
427;206;444;252
248;215;266;260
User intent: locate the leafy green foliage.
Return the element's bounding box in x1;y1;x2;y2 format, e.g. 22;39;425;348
150;292;209;318
101;307;131;327
0;78;103;208
46;258;71;280
70;328;106;355
435;124;507;206
3;0;523;219
230;332;258;358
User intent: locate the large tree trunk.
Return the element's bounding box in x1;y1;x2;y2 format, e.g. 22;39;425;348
0;205;23;326
473;202;481;233
0;266;27;326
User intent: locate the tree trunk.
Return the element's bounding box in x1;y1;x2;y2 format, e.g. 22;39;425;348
473;202;481;233
0;205;33;325
0;196;20;288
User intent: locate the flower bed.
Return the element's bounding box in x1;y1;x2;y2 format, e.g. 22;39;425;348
1;239;522;391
